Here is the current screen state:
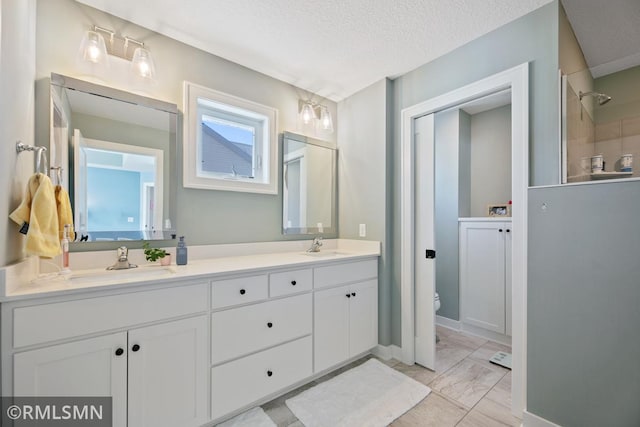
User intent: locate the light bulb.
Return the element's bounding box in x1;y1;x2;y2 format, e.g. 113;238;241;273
131;47;156;80
319;106;334;133
78;30;108;65
301;102;316;124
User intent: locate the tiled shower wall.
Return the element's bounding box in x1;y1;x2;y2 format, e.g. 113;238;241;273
595;115;640;177
566;81;640;181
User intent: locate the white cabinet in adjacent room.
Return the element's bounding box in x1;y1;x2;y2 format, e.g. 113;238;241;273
314;279;378;373
459;220;512;336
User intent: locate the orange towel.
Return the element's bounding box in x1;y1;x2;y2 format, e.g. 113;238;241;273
9;173;61;258
55;185;75;241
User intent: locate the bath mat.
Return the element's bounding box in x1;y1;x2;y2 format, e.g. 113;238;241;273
216;406;276;427
489;351;512;369
286;359;430;427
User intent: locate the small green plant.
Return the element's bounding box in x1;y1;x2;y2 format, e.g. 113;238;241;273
142;242;168;262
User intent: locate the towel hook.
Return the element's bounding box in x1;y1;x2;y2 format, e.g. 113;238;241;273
35;147;48;175
50;166;63;185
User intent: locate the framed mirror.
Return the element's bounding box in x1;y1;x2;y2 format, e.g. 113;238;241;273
49;73;178;242
282;132;337;236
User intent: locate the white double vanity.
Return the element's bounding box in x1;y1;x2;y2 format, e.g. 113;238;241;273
0;239;379;426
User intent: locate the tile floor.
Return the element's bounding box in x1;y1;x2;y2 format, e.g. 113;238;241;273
260;326;520;427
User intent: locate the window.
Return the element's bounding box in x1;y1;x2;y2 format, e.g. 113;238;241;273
183;82;278;194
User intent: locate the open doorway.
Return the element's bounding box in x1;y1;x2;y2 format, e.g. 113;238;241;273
400;63;529;417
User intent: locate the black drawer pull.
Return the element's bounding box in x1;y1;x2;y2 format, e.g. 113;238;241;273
239;289;246;295
346;294;351;298
351;292;356;297
131;344;140;352
267;322;273;328
291;280;297;286
498;229;503;232
267;370;273;377
115;348;124;356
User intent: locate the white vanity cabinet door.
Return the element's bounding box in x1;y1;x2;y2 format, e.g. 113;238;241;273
348;280;378;357
314;285;350;372
128;315;208;427
459;221;508;334
13;332;128;427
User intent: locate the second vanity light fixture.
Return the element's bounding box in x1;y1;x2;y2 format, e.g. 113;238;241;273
299;100;334;133
77;26;156;81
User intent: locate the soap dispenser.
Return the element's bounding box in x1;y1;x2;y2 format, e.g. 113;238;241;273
176;236;188;265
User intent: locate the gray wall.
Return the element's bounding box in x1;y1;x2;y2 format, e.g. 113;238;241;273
390;1;560;346
338;79;393;345
0;0;37;266
34;0;338;249
528;182;640;426
470;105;512;217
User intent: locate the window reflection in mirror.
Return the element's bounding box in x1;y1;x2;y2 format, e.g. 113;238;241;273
282;132;337;236
49;73;178;242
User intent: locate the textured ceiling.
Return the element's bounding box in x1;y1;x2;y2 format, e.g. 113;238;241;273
76;0;557;101
562;0;640;78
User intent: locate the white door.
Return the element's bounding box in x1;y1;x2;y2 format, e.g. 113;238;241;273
128;316;208;427
349;280;378;357
460;221;506;334
314;285;350;372
414;113;436;369
14;332;128;427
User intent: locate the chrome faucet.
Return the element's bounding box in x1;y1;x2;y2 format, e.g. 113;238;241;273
307;236;323;253
106;246;138;270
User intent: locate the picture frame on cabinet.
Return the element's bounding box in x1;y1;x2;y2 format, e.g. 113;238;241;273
487;204;511;217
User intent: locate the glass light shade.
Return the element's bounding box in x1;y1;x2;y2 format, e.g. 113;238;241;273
78;30;109;66
300;102;316;125
319;106;334;133
131;47;156;80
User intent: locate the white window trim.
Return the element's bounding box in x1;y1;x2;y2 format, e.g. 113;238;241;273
183;81;279;194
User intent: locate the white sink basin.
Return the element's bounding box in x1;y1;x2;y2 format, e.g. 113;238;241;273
67;266;176;285
303;250;349;257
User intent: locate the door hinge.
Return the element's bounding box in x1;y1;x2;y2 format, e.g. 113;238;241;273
425;249;436;259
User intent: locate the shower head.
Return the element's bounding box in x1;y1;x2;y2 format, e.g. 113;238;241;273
579;91;612;106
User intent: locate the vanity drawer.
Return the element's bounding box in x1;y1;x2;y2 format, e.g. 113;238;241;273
211;335;312;420
269;268;312;297
13;283;209;348
211;275;268;309
211;293;311;364
313;259;378;289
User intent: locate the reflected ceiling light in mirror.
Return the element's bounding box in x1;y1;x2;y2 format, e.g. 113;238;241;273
77;26;156;81
298;100;334;134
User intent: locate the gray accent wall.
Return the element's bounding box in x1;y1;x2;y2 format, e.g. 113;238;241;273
1;0;37;266
528;182;640;426
390;1;560;347
338;79;393;346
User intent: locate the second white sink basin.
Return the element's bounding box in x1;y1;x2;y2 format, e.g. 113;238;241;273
303;251;349;257
67;266;176;285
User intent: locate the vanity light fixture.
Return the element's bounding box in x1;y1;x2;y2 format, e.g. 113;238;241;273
298;100;334;133
78;26;156;81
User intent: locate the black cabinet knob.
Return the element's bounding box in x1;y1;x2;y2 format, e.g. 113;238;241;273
506;229;511;233
267;370;273;377
115;348;124;356
346;294;351;298
351;292;356;297
239;289;246;295
291;280;297;286
267;322;273;328
131;344;140;352
498;229;503;232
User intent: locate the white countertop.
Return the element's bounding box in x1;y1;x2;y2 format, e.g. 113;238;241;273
0;239;380;302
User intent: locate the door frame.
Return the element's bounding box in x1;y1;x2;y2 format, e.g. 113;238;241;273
400;62;529;417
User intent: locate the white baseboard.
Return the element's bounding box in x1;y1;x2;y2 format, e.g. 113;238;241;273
460;323;512;346
523;410;562;427
436;315;461;330
372;344;402;361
